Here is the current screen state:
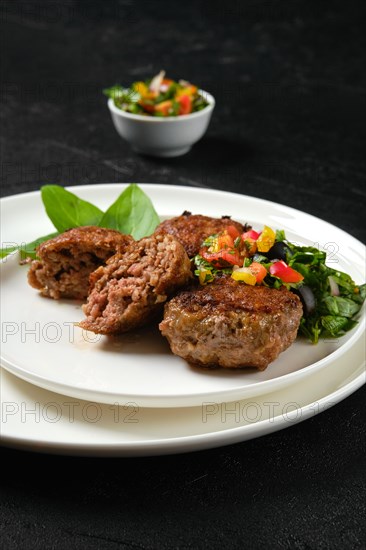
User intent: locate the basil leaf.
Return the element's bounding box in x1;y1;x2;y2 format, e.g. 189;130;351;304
0;232;59;260
19;232;60;260
99;184;160;239
41;185;104;232
0;243;19;259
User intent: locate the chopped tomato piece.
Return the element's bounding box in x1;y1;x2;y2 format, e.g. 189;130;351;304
161;78;174;87
241;230;260;255
249;262;267;284
201;248;241;268
154;100;173;116
269;260;304;283
159;79;175;93
226;225;241;240
177;94;192;115
217;231;235;250
200;227;244;267
138;101;155;114
242;237;257;256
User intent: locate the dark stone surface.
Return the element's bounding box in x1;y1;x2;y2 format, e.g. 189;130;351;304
0;1;365;548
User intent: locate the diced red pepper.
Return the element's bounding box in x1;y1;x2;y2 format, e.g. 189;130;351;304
240;230;260;256
242;229;260;241
269;260;304;283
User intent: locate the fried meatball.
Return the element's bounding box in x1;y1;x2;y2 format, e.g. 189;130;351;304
28;226;133;300
155;212;247;257
79;233;192;335
159;276;303;370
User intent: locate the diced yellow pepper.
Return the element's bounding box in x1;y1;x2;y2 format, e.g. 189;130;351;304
133;81;149;97
199;269;213;285
231;269;256;285
257;225;276;253
176;85;198;97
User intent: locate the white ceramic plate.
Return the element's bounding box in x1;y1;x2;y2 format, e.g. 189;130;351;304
0;329;364;456
1;184;365;407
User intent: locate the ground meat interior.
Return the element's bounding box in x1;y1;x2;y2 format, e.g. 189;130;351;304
28;226;133;300
80;233;192;334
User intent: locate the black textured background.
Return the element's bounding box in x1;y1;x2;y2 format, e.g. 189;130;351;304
1;1;365;548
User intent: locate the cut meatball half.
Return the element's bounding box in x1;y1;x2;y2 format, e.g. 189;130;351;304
155;212;248;258
159;276;303;370
79;233;192;335
28;226;133;300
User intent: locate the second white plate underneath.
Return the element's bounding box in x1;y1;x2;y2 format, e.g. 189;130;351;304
1;328;364;457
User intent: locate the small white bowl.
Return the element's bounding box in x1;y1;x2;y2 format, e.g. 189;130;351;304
107;90;215;157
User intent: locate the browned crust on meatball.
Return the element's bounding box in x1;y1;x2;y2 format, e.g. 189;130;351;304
28;226;133;300
159;277;303;370
155;212;248;258
79;233;192;335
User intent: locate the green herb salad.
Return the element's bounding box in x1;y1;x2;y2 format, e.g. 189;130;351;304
194;224;366;344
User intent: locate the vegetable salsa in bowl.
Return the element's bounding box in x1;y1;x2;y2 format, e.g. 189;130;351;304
104;70;209;117
104;71;215;157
